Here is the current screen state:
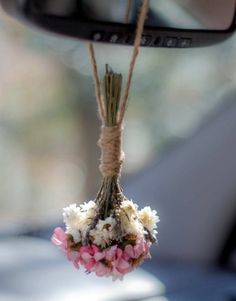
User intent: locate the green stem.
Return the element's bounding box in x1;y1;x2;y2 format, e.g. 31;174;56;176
104;64;122;127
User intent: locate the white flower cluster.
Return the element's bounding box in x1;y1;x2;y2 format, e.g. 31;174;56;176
63;201;97;243
120;200;159;238
62;200;159;247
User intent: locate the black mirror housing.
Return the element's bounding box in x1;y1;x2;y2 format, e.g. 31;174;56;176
1;0;236;48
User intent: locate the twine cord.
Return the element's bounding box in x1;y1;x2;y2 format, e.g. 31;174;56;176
89;43;105;121
118;0;149;124
88;0;149;177
124;0;133;24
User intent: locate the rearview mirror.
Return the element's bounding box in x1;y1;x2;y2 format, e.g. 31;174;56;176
1;0;236;48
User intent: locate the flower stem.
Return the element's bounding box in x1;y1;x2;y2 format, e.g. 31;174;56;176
104;64;122;127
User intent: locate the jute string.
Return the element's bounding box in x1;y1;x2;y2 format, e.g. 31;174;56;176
89;0;149;177
124;0;133;24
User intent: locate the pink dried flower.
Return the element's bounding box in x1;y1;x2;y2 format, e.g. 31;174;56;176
124;238;150;259
79;245;111;276
108;246;131;277
67;250;80;269
78;244;132;278
80;245;98;270
51;226;154;279
51;227;68;251
51;227;80;268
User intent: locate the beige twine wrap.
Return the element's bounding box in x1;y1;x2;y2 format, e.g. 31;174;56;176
98;125;125;177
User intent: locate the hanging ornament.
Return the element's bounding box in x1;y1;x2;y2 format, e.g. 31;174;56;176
52;0;159;280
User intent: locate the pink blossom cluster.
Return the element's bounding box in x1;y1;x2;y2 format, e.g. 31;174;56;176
52;227;151;279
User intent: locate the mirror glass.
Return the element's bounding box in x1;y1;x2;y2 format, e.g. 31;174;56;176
34;0;236;31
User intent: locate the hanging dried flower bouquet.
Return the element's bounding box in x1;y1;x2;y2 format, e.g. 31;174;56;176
52;66;159;280
52;1;159;280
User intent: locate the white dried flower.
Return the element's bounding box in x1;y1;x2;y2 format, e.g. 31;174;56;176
120;211;144;237
90;216;116;247
119;200;144;237
77;212;91;238
63;203;81;229
138;206;160;235
121;200;139;218
84;202;97;221
66;226;81;243
80;200;97;212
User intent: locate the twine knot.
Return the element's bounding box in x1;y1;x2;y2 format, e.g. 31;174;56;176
98;125;125;177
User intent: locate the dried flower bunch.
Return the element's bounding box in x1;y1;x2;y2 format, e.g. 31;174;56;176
52;200;159;280
52;65;159;280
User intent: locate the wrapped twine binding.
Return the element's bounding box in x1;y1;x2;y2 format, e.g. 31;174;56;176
99;125;124;178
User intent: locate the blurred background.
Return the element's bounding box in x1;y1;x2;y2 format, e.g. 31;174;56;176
0;5;236;301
